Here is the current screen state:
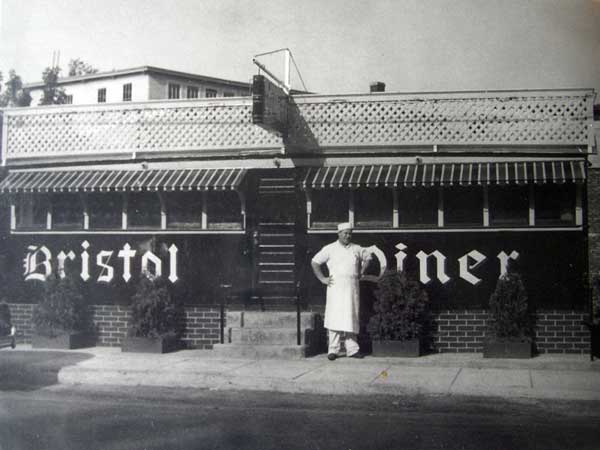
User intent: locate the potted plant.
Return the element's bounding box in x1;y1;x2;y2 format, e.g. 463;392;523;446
483;267;533;358
122;273;183;353
367;270;430;357
31;275;94;349
0;302;16;349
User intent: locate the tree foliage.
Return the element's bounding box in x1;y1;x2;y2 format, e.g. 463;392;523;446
128;275;183;339
367;270;430;341
68;58;99;77
0;69;31;107
39;66;68;105
487;271;532;340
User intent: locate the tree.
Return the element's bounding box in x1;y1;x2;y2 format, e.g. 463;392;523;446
68;58;98;77
0;69;32;107
39;66;67;105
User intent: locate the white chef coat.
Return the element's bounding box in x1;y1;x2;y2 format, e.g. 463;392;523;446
312;241;371;333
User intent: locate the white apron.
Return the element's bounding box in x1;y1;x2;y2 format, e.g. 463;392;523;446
312;241;369;333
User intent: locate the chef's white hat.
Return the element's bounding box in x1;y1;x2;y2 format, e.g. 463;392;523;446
337;222;352;232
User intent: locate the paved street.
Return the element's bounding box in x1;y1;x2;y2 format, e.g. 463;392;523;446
1;384;599;450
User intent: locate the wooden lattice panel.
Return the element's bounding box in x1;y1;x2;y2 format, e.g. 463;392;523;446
288;91;593;148
3;100;283;162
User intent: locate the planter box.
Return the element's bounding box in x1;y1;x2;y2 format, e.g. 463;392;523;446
483;339;533;359
121;335;179;354
371;338;421;357
31;332;95;350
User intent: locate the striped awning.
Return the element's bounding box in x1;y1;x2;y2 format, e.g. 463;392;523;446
302;161;586;189
0;168;247;193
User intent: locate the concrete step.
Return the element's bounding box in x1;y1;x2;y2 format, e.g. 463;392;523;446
226;311;318;329
211;343;309;359
228;327;312;345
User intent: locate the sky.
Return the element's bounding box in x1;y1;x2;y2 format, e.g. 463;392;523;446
0;0;599;95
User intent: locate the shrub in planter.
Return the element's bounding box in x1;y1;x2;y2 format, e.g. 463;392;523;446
484;268;533;358
367;270;431;357
122;274;184;353
31;275;94;349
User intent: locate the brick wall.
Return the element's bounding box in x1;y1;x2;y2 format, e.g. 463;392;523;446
8;303;221;349
91;305;130;347
7;303;33;344
181;306;221;349
7;303;591;354
433;310;590;354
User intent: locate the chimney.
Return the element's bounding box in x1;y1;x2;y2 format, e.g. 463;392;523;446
370;81;386;93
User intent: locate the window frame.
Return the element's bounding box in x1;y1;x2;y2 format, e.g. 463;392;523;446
168;83;181;100
122;83;132;102
186;86;199;99
97;88;106;103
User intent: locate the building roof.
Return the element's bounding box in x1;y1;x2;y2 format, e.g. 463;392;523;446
23;66;250;89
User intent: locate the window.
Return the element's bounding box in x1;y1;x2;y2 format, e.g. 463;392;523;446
223;91;235;97
207;191;242;229
489;185;529;227
88;193;122;229
398;187;437;227
535;184;575;226
16;195;48;229
444;186;483;227
168;83;180;99
52;193;83;229
128;192;161;229
311;190;349;229
354;188;392;228
166;192;202;229
205;89;217;98
97;88;106;103
64;95;73;104
122;83;132;101
186;86;199;99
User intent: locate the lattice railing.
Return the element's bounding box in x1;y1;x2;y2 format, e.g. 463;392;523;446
1;99;283;164
0;89;594;165
288;90;594;149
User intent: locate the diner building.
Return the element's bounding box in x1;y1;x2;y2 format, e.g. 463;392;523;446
0;75;596;355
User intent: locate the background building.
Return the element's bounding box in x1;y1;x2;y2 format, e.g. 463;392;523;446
24;66;250;105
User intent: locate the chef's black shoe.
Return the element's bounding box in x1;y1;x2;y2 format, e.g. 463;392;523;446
327;353;337;361
349;352;365;359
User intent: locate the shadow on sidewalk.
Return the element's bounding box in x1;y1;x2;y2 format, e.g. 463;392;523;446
0;350;92;391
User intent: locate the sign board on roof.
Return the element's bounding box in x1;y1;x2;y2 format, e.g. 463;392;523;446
252;74;288;135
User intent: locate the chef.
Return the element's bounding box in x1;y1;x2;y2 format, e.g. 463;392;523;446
311;222;372;360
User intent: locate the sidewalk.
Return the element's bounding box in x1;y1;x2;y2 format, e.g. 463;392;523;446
8;345;589;401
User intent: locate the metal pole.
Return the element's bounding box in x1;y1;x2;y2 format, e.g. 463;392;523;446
284;49;291;92
220;283;231;344
296;281;301;346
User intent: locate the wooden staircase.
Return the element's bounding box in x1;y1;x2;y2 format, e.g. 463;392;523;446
255;173;299;306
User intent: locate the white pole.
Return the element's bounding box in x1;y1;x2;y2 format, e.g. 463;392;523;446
284;49;291;92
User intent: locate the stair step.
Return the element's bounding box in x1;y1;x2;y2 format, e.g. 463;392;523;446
259;262;294;267
259;244;294;248
226;311;317;328
228;327;312;345
211;343;309;359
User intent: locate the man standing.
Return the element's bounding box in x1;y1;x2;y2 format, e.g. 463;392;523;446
311;222;372;360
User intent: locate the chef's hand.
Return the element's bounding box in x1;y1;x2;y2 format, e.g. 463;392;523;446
320;275;333;286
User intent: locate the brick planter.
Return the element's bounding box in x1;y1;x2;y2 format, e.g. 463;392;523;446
482;339;534;358
371;338;421;357
121;335;180;353
31;332;95;350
